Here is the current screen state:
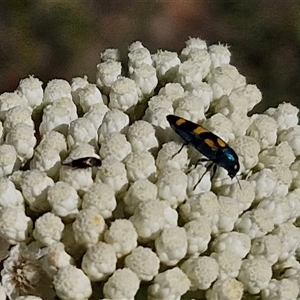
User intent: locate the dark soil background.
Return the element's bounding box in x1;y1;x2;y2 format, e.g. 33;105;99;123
1;1;300;113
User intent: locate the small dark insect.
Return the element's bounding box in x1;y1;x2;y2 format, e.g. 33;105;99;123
63;157;102;168
167;114;240;188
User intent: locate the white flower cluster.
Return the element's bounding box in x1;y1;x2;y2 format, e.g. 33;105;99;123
0;38;299;300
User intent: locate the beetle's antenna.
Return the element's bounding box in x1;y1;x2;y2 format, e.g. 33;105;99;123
236;176;242;189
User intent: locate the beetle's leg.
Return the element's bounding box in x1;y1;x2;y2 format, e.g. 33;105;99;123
172;142;188;158
187;157;209;174
193;162;214;190
210;163;218;180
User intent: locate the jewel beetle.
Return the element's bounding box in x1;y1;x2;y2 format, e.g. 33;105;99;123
167;114;240;187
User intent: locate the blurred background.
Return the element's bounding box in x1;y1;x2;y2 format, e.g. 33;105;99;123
1;0;300;112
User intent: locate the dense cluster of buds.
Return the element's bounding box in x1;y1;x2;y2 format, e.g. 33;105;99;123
0;38;299;300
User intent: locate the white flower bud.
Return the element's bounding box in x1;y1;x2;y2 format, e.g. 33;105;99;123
182;48;211;78
278;125;300;157
211;232;251;259
148;267;190;300
218;180;255;214
238;258;272;294
82;242;117;281
273;223;300;262
0;207;32;244
33;212;64;246
0;91;28;121
207;65;246;99
128;42;152;71
155;226;187;266
123;179;157;215
158;83;185;106
30;144;62;180
183;37;207;52
184;217;212;256
41;242;74;278
209;43;231;69
156;167;187;208
20;170;54;212
180;191;219;230
100;48;120;61
152;50;181;83
0;143;20;177
230;136;260;173
53;265;92;300
109;77;139;112
203;113;234;142
124;246;160;281
156;141;189;171
206;278;244;300
96;60;122;94
258;141;295;169
103;268;140;300
143;107;173;143
174;94;205;123
59;165;93;195
215;85;261;116
175;60;204;89
211;250;242;280
4;106;34;132
247;115;278;150
125;151;156;182
261;278;299;300
98;109;129;143
72;209;107;247
82;182;116;219
249;235;282;265
217;196;239;234
96;159;128;195
5;123;36;163
99;132;131;161
83;102;109;130
71;75;89;107
17;75;43;109
228;112;251;137
104;219;138;258
47;181;80;220
39;103;76;136
265;102;299;133
248;169;277;202
181;256;219;290
43;79;72;106
130;199;178;241
127;120;158;152
78;83;103;113
186;82;213;113
0;177;24;209
130;63;158;96
67;117;98;148
235;208;275;239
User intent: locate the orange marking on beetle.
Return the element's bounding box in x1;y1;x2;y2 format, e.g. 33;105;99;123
217;137;226;147
175;118;186;126
204;138;217;148
193;126;207;135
